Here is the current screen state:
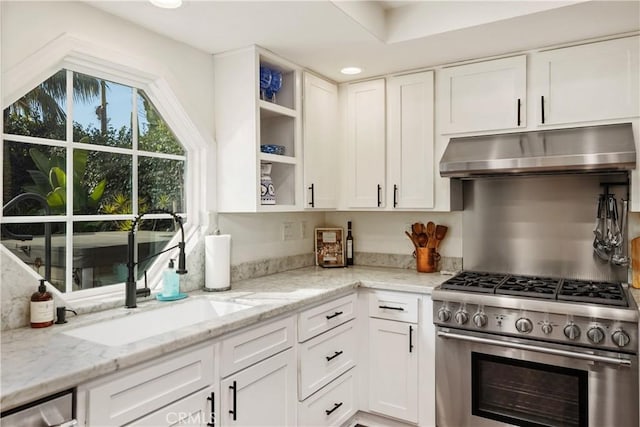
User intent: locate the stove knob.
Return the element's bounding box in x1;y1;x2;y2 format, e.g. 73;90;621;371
454;310;469;325
564;323;581;340
437;308;451;322
515;318;533;334
612;330;631;348
473;312;488;328
586;327;605;344
541;322;553;335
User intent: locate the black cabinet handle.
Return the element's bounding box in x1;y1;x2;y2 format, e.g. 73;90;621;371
377;184;382;207
379;305;404;311
229;381;237;421
207;392;215;427
409;325;414;353
393;184;398;208
326;311;343;320
541;95;545;124
308;183;315;207
325;402;343;416
517;98;521;126
326;350;343;361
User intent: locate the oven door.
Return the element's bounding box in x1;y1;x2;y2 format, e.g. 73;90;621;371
435;327;638;427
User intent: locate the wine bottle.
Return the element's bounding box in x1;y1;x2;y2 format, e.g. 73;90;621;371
346;221;354;266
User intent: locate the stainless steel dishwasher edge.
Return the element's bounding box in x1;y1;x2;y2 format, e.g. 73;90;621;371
1;389;77;427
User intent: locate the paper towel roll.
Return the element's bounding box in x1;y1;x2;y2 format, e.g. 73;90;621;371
205;234;231;291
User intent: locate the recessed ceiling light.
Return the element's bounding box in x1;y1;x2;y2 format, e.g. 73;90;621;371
150;0;183;9
341;67;362;75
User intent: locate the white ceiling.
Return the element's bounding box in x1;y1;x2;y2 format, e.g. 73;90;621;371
85;0;640;82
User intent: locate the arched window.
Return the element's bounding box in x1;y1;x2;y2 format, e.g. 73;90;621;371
2;69;188;294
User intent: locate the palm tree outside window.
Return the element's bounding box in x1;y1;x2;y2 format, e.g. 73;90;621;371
2;69;187;293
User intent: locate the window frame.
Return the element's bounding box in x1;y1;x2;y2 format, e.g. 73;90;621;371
1;38;209;302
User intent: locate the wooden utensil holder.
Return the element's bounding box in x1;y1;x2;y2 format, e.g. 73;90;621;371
416;248;440;273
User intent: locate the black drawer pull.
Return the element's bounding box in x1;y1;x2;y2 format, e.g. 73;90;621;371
326;311;343;320
308;183;315;207
379;305;404;311
517;98;521;126
325;402;343;416
229;381;237;421
326;350;343;361
393;184;398;208
409;325;414;353
377;184;382;207
207;392;215;427
541;95;545;124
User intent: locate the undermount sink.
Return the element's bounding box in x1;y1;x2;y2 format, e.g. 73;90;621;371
63;298;251;346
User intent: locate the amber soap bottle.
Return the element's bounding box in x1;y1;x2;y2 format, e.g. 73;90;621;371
30;279;54;328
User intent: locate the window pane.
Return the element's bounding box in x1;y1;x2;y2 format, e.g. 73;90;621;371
3;141;66;215
72;73;132;148
72;220;177;288
137;91;184;155
138;157;185;212
1;222;66;293
3;70;67;140
137;218;180;274
77;149;132;215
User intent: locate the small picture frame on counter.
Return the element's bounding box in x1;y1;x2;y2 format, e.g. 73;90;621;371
315;227;345;267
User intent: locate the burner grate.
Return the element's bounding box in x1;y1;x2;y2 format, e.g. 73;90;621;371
441;271;629;308
558;279;628;307
440;271;507;293
496;275;561;299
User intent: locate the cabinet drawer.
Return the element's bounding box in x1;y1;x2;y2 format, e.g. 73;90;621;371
368;291;419;323
81;343;214;426
220;315;294;378
298;293;357;342
128;386;214;426
298;368;357;427
299;319;357;400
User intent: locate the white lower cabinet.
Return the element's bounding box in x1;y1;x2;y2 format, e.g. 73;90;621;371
298;368;357;427
76;343;214;426
298;319;357;400
368;318;418;423
75;291;434;427
128;386;215;426
220;348;297;426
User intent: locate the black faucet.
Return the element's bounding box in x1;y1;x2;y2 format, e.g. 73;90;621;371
125;209;188;308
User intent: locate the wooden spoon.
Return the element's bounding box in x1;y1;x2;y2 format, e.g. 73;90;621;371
426;222;436;248
405;231;419;250
434;225;448;250
411;223;422;235
417;232;429;247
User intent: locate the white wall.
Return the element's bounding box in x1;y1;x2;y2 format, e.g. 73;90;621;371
218;212;325;264
324;211;462;258
1;1;215;142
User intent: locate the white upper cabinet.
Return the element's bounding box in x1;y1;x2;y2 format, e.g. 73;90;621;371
214;46;302;212
387;71;435;209
345;79;386;208
532;36;640;126
438;55;527;134
303;72;338;209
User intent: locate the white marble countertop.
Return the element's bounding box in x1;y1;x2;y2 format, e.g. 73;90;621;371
0;266;449;411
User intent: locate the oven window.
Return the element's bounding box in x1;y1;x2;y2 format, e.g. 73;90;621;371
472;352;588;427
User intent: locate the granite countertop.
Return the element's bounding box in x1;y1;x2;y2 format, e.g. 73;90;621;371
0;266;449;411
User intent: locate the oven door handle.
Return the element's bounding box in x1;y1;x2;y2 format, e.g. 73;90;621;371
437;331;632;367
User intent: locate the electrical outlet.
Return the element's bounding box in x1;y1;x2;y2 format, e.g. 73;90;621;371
301;221;309;239
282;222;296;240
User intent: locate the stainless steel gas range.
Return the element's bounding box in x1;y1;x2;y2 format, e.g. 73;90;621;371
432;271;638;427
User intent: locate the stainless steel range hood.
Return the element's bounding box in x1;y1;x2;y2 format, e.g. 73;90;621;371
439;123;636;178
